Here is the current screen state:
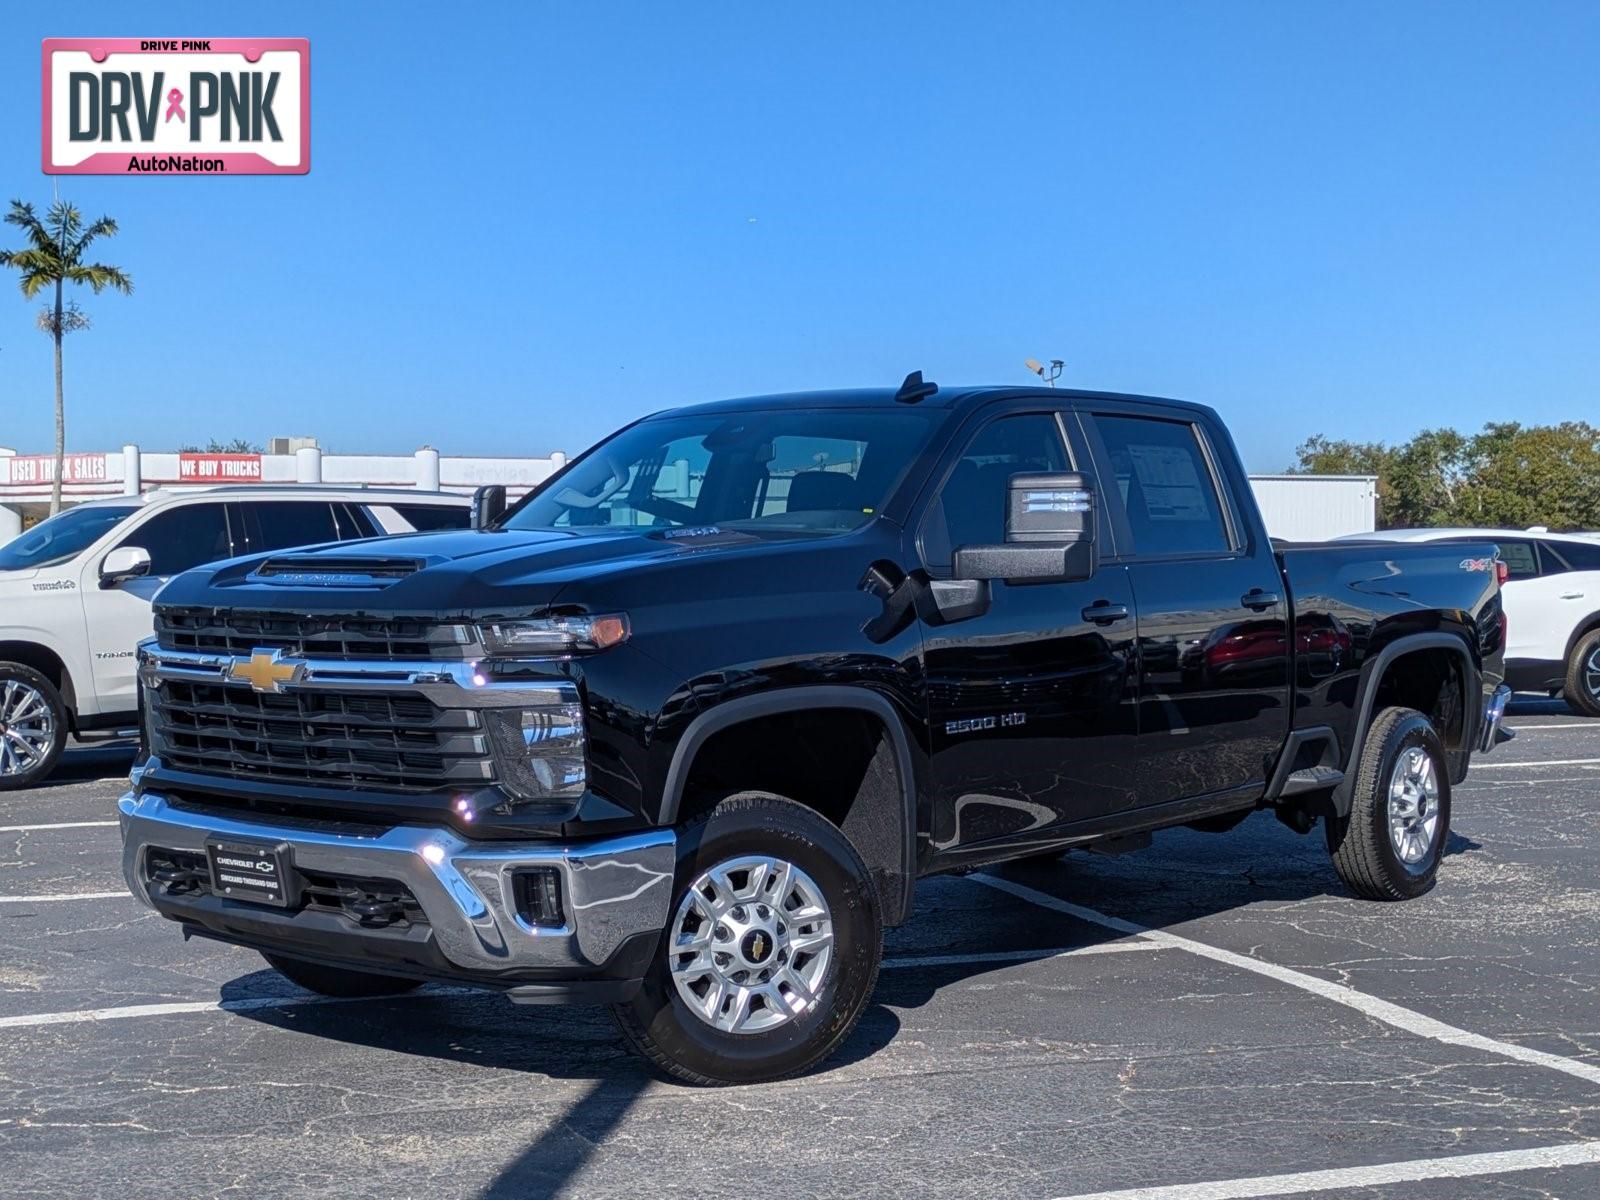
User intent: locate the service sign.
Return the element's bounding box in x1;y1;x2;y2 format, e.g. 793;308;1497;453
42;38;309;175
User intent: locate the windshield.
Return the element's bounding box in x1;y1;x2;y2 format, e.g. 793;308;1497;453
0;504;139;571
503;409;937;535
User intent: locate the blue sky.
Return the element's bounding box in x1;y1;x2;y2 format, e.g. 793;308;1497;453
1;2;1597;470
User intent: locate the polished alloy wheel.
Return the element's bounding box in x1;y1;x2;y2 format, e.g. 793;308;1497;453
1386;745;1440;867
1587;645;1600;701
667;854;834;1034
0;679;55;778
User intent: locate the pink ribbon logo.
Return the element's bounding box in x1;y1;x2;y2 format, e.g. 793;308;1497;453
164;88;185;123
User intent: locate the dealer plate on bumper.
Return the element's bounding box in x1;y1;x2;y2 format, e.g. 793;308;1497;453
206;839;297;908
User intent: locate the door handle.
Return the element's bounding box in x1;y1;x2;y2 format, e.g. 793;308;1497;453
1082;602;1130;625
1241;590;1282;611
1560;592;1585;600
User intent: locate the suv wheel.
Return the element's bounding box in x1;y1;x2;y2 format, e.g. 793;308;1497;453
612;791;882;1086
1563;629;1600;718
262;952;424;998
1326;707;1450;900
0;664;68;791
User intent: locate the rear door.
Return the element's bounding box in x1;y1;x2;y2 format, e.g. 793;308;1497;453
917;405;1141;860
1080;406;1291;807
228;500;343;557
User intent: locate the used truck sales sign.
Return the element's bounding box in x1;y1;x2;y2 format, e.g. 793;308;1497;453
42;38;309;175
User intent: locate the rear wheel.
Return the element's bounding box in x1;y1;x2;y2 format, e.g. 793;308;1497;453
612;791;882;1086
1563;629;1600;718
1326;707;1450;900
262;952;424;998
0;663;68;791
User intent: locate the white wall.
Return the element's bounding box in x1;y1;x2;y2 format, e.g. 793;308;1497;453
1249;475;1378;542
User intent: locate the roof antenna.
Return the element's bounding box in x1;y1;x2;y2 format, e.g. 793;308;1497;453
894;370;938;404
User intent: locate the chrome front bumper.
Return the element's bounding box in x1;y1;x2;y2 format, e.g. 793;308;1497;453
119;789;676;981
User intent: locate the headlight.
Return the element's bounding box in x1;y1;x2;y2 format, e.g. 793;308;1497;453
481;614;630;656
485;691;588;803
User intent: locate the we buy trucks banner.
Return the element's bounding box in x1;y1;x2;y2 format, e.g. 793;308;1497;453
42;38;310;174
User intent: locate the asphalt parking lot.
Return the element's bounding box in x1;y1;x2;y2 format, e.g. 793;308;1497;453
2;704;1598;1200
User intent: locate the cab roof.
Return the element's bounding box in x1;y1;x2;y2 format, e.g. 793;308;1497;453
659;383;1217;419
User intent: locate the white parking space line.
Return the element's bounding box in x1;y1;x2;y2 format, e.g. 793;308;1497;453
1471;757;1600;770
0;943;1161;1032
972;874;1600;1087
880;942;1160;969
1507;722;1599;731
0;988;482;1031
1051;1141;1600;1200
0;890;126;903
0;820;119;832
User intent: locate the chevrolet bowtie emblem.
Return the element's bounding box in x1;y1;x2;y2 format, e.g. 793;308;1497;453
228;649;305;694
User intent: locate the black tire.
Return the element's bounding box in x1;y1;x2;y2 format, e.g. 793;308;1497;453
612;791;883;1086
262;952;424;997
1326;707;1450;900
1563;629;1600;718
0;662;69;791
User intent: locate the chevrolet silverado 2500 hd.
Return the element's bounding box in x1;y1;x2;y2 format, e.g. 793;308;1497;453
120;378;1510;1084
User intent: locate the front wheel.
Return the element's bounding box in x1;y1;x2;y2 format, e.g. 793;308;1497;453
612;792;882;1086
1564;629;1600;718
0;663;68;791
1327;707;1451;900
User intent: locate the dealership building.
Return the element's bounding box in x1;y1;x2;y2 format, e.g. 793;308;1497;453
0;445;1375;544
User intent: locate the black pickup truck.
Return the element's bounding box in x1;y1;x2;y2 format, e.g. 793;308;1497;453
121;378;1511;1084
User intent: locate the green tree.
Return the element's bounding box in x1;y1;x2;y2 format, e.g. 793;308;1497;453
1456;421;1600;530
0;199;133;514
1294;422;1600;531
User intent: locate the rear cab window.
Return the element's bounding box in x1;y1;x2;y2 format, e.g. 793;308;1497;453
1090;414;1233;557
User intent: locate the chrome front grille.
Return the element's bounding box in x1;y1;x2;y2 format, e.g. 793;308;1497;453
148;677;496;793
154;607;477;660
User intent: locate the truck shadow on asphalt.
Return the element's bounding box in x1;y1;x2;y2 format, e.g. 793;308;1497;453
219;808;1492;1197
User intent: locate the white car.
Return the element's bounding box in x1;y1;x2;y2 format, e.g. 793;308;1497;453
1340;527;1600;716
0;486;471;788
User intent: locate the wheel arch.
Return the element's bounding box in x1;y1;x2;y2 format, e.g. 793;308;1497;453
0;640;78;721
1331;632;1477;817
1563;611;1600;661
659;686;920;925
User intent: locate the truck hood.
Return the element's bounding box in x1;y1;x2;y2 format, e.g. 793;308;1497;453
152;525;835;618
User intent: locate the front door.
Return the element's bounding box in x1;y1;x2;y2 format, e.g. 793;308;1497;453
917;408;1141;865
78;500;235;714
1083;408;1291;805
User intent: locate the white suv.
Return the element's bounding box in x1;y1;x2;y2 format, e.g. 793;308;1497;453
1344;527;1600;716
0;486;471;788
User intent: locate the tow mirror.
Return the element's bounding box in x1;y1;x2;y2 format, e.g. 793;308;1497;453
99;545;152;587
471;484;507;531
952;472;1098;585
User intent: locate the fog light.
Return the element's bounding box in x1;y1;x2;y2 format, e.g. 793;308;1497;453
513;867;565;927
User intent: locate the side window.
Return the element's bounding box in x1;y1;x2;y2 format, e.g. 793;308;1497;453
1093;415;1231;557
1496;541;1538;579
919;413;1070;572
121;504;232;576
234;502;340;556
390;503;471;532
1547;539;1600;572
332;503;380;540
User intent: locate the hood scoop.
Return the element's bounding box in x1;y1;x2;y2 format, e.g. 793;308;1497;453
250;555;424;587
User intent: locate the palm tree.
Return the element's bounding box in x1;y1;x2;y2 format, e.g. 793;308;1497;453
0;200;133;513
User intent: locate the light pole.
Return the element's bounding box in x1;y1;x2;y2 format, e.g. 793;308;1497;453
1025;358;1064;388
